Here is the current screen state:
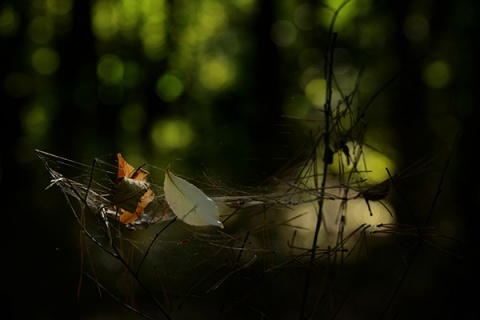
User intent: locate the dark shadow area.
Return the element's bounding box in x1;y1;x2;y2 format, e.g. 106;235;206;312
2;0;478;319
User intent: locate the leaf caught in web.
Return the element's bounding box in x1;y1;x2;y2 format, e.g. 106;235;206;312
113;153;155;224
164;169;224;228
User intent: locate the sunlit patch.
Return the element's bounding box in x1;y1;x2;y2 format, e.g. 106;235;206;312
273;178;396;255
330;141;396;184
350;199;395;231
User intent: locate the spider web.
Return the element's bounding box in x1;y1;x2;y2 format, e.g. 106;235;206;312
35;123;401;318
33;6;458;315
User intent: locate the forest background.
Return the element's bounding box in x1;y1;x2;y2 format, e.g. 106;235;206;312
1;0;479;319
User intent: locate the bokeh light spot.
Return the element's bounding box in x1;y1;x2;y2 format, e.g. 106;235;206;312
27;17;55;44
140;8;167;60
92;0;117;41
21;103;49;136
294;4;315;30
151;119;194;150
330;141;396;184
156;71;185;102
47;0;73;15
233;0;256;13
97;54;124;84
423;60;451;89
0;5;20;37
198;56;235;91
199;1;227;30
31;47;60;75
319;0;371;30
271;20;297;47
305;78;326;107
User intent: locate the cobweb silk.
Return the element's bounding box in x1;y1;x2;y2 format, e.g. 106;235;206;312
36;146;399;318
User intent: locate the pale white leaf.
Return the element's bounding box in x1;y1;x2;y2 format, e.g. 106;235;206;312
164;169;224;228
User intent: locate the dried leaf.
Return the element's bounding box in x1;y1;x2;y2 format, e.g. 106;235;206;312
114;154;155;224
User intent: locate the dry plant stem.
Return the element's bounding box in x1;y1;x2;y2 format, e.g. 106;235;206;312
359;55;425;121
424;133;458;226
299;17;340;318
380;134;457;319
62;179;118;259
53;160;172;320
83;273;156;320
86;203;172;318
217;232;253;317
135;218;178;276
90;212;172;319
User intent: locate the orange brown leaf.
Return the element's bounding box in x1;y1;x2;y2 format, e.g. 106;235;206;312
115;153;155;224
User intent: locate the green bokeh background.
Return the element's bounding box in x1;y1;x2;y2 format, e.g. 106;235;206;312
2;0;478;318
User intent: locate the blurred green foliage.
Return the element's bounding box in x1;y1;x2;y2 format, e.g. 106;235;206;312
2;0;478;318
3;0;466;173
